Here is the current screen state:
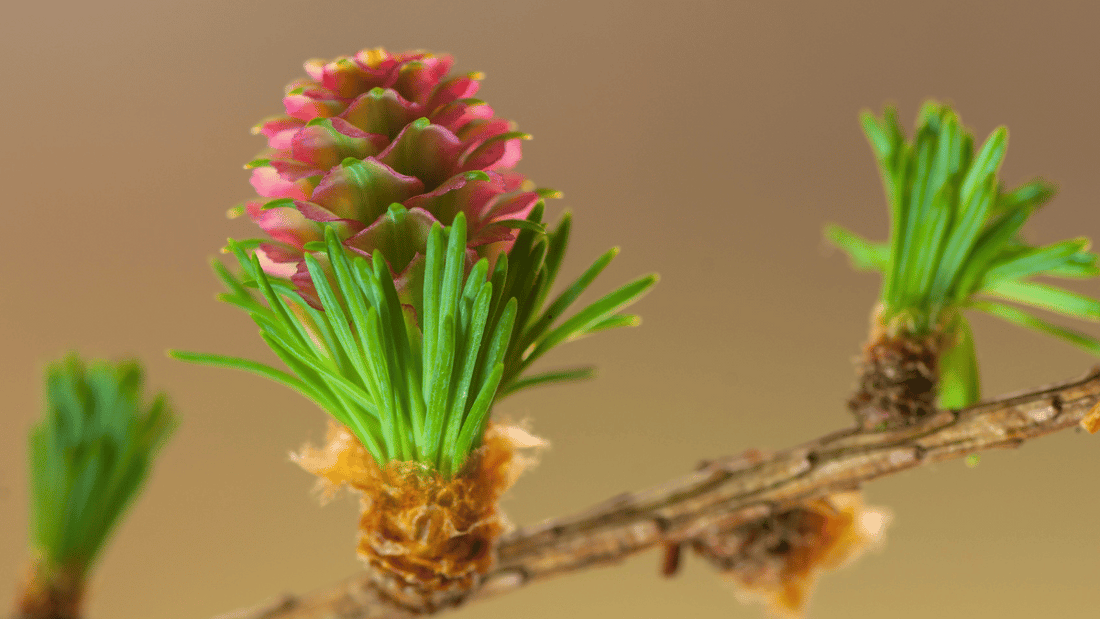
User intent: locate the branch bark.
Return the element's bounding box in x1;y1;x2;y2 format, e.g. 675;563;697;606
215;366;1100;619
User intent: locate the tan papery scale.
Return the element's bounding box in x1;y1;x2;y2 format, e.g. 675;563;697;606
292;421;545;612
694;491;888;617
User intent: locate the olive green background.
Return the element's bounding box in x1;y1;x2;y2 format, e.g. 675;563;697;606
2;1;1098;617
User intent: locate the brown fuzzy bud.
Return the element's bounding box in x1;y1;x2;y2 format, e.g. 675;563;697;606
15;561;85;619
849;327;944;430
693;492;888;617
293;422;544;612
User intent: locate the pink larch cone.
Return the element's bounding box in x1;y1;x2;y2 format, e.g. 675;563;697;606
244;48;541;307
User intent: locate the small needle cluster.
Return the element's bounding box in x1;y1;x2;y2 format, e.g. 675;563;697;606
21;355;175;619
829;103;1100;426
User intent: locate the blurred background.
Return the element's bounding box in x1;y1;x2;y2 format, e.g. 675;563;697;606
2;1;1098;617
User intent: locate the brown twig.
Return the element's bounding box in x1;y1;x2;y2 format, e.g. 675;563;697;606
214;367;1100;619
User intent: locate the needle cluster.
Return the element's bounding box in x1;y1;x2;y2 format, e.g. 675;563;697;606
28;355;175;582
176;205;654;475
829;102;1100;406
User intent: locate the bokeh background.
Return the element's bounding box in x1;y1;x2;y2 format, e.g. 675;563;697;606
2;1;1099;617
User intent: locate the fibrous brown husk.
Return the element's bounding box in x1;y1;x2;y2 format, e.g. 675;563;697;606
293;422;544;612
693;492;888;617
16;561;85;619
1080;399;1100;434
848;319;944;430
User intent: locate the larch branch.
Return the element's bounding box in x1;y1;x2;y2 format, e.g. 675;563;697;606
216;366;1100;619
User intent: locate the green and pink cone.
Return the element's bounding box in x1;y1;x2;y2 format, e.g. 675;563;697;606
242;49;542;308
174;47;655;608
